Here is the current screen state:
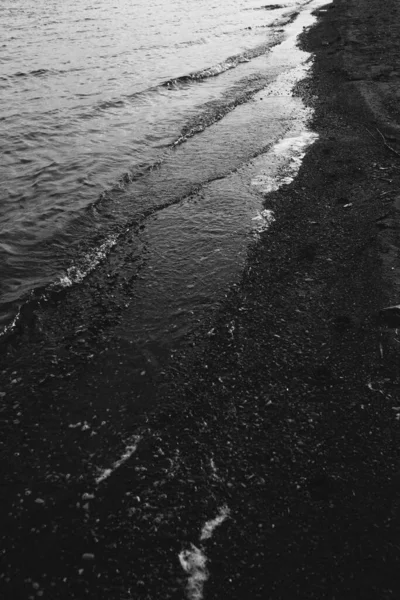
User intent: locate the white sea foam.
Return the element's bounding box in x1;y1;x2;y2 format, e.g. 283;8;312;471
95;435;141;485
252;209;276;235
200;505;230;541
251;131;318;194
179;544;209;600
210;456;219;478
0;310;20;339
179;506;230;600
247;0;322;198
55;233;119;289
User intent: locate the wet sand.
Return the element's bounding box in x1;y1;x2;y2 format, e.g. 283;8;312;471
2;0;400;597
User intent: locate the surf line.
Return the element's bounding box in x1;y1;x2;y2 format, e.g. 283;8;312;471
179;505;230;600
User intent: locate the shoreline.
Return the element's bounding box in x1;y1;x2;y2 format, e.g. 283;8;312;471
2;0;400;597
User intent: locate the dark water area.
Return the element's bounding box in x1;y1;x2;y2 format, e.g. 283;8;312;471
0;0;322;344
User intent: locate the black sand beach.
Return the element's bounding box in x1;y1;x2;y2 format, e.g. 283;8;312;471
2;0;400;597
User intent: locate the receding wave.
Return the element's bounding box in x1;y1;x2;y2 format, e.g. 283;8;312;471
171;74;274;147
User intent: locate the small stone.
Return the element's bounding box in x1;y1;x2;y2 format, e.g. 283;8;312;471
35;498;45;505
82;553;95;561
82;493;95;500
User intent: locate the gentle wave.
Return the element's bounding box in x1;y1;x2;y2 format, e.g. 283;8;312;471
74;36;282;123
161;40;279;88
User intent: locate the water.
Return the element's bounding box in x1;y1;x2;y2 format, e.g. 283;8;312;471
0;0;322;336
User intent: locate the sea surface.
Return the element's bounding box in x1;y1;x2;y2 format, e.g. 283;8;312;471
0;0;323;338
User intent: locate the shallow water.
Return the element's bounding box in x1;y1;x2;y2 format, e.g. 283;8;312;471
1;0;322;336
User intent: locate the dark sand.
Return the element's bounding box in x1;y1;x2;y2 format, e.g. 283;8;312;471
2;0;400;597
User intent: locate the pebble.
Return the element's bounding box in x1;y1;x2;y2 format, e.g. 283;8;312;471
82;553;95;561
82;493;95;500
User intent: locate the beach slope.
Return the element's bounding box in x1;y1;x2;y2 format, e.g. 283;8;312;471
2;0;400;597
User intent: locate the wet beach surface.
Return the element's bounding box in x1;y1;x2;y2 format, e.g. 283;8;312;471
3;0;400;598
